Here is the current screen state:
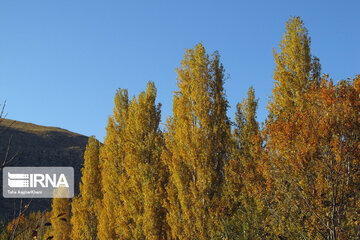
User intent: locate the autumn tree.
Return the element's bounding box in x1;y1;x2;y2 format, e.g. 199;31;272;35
270;16;321;117
97;89;129;239
220;87;266;239
97;83;167;240
115;81;167;240
163;43;231;240
263;75;360;239
262;15;360;239
262;16;323;238
71;136;102;240
50;188;71;240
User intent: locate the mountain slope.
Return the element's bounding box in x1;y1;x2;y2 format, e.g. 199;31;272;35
0;119;89;221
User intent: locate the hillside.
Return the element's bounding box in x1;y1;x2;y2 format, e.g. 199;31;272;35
0;119;89;221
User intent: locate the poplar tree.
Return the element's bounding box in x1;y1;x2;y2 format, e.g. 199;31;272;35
270;16;320;117
163;43;230;240
221;87;265;239
116;81;166;240
50;188;71;240
209;51;231;195
259;16;360;239
234;87;266;239
71;136;102;240
97;89;129;240
263;16;319;238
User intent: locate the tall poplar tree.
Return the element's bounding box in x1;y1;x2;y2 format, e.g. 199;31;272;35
264;74;360;239
260;16;360;239
71;136;102;240
50;188;71;240
221;87;265;239
97;89;129;240
163;43;230;240
235;87;264;238
270;16;320;117
116;81;166;240
263;16;320;238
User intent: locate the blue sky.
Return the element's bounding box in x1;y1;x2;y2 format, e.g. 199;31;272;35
0;0;359;141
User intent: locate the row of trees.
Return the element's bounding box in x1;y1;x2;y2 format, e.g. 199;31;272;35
46;17;359;240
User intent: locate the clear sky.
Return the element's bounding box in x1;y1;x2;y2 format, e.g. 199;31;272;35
0;0;359;141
